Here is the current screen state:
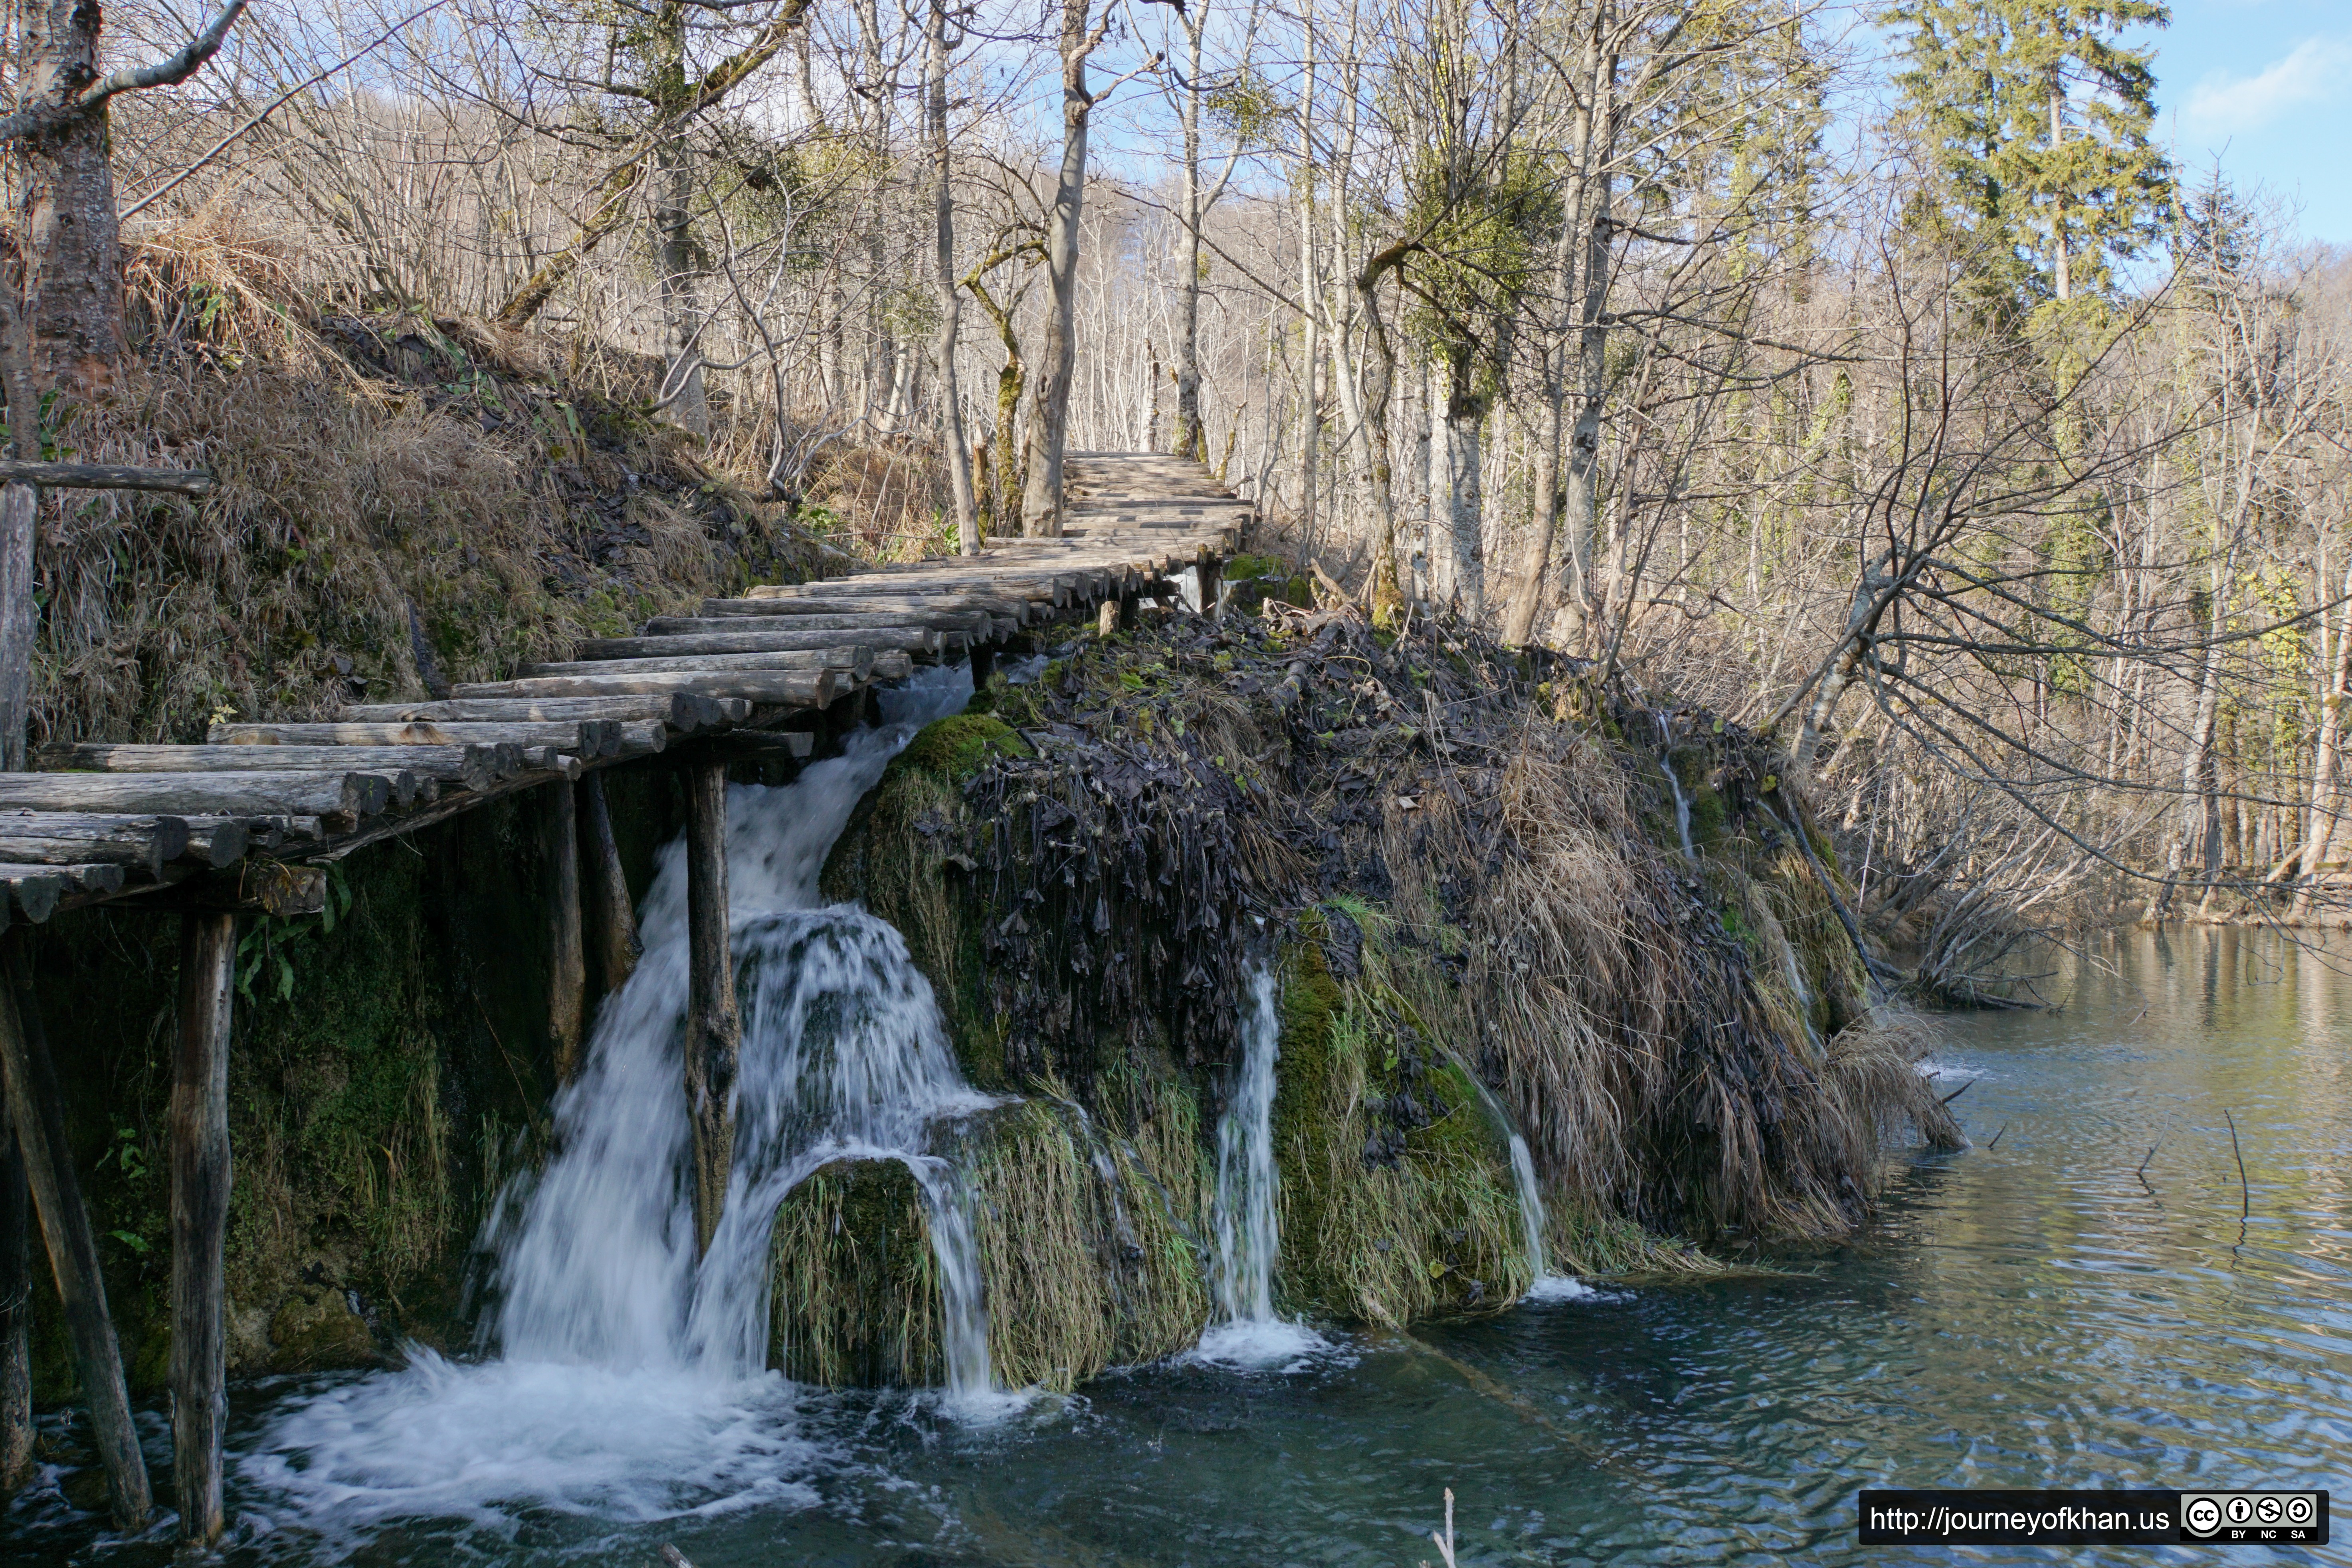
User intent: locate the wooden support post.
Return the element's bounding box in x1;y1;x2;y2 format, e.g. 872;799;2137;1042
970;643;995;692
578;775;639;1002
1117;593;1139;631
1097;598;1118;639
0;1112;31;1494
683;763;740;1257
0;938;150;1529
169;913;234;1546
542;782;586;1081
1200;558;1224;620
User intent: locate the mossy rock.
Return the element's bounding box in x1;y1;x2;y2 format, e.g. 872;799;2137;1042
768;1096;1212;1392
268;1287;381;1371
887;712;1031;786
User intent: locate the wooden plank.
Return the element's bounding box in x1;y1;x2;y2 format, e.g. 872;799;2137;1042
748;576;1060;608
578;776;639;999
169;912;233;1545
46;743;509;794
0;772;383;821
576;627;939;660
683;763;739;1258
642;610;989;639
521;647;871;681
700;593;1029;622
0;863;122;923
343;694;751;730
543;783;585;1083
211;722;618;759
0;938;151;1528
449;671;837;707
0;814;189;876
133;864;326;917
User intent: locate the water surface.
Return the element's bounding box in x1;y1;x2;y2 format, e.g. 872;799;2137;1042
10;925;2348;1565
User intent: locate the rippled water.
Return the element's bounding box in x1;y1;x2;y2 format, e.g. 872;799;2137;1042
10;924;2349;1564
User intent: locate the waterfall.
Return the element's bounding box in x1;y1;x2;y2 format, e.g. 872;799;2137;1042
241;663;1012;1531
1663;754;1698;862
1509;1132;1593;1304
1193;966;1326;1367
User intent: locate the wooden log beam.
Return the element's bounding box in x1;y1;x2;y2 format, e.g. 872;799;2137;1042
699;593;1028;624
0;1112;30;1493
131;863;326;917
344;694;750;730
0;772;386;822
0;461;213;496
578;775;638;1000
169;913;234;1545
212;721;620;757
641;610;989;639
449;671;837;707
44;742;511;793
520;647;871;681
0;812;190;876
0;939;150;1528
0;863;122;923
683;762;740;1258
543;784;586;1082
574;627;939;660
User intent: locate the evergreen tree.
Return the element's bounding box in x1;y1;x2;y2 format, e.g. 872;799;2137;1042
1889;0;2172;305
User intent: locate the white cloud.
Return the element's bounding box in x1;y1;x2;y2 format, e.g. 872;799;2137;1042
2184;35;2352;137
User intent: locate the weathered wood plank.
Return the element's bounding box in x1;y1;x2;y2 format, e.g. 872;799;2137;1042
683;763;739;1257
449;671;838;707
212;721;618;757
46;743;510;793
169;912;233;1545
0;772;384;822
642;610;988;639
0;863;123;923
0;461;213;496
0;813;190;876
576;627;939;660
343;694;751;729
0;939;150;1528
699;593;1028;623
521;647;871;681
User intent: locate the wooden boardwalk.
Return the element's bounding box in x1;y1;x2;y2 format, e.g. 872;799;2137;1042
0;451;1247;1539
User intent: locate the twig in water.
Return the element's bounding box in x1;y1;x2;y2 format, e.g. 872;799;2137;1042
2136;1139;2162;1196
1940;1079;1972;1105
1987;1123;2006;1149
1422;1488;1459;1568
2224;1109;2251;1220
659;1547;696;1568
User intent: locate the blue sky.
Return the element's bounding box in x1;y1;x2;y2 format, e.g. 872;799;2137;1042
2150;0;2352;243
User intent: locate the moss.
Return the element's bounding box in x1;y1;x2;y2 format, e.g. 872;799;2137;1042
768;1158;939;1386
887;711;1031;786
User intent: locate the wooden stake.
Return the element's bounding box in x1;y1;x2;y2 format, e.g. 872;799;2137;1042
543;782;586;1082
169;913;234;1544
1117;593;1139;631
0;1111;31;1493
0;938;150;1528
970;644;995;692
683;762;740;1256
578;774;639;1002
1096;597;1118;638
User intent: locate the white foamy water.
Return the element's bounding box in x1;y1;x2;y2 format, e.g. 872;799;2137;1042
240;663;1008;1534
1192;966;1330;1369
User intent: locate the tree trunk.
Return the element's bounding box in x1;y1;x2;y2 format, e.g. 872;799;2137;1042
1020;0;1101;537
1294;35;1319;552
926;0;979;554
1442;351;1485;619
17;0;123;400
1172;12;1207;463
1501;347;1563;647
2290;572;2352;922
1424;358;1448;606
655;133;708;438
169;912;234;1546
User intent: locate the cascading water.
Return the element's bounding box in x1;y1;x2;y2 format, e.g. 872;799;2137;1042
240;663;1008;1536
1192;966;1327;1367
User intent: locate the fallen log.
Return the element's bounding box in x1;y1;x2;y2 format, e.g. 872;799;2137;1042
0;772;387;823
44;743;509;794
344;693;750;730
0;461;213;496
0;814;191;876
448;670;837;707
